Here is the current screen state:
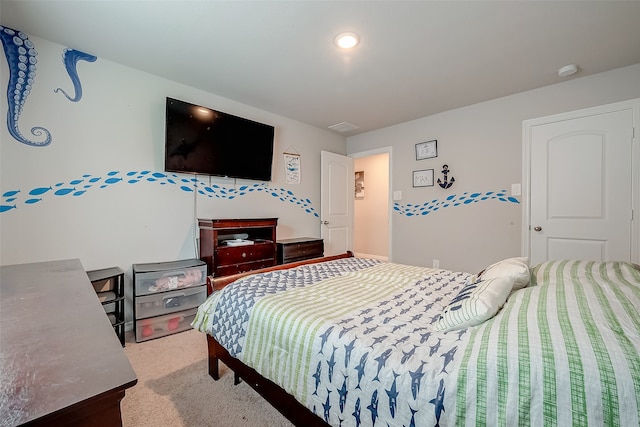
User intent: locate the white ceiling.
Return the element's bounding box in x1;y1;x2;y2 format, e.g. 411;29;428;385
2;1;640;136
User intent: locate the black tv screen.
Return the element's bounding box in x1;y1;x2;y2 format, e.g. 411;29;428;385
165;97;275;181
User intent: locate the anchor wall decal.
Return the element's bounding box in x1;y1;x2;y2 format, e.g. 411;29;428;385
437;164;455;189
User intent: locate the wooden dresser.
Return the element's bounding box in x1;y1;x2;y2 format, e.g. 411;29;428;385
198;218;278;277
277;237;324;264
0;259;137;426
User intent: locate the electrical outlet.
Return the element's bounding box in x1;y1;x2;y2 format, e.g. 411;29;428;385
433;259;440;269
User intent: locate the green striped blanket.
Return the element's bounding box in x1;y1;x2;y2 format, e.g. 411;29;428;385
452;260;640;426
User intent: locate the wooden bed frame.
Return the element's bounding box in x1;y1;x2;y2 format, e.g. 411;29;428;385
205;252;354;427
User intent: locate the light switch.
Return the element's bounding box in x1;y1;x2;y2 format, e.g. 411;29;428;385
393;190;402;201
511;183;521;196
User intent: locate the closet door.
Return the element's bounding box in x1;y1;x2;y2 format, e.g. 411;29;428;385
524;101;637;265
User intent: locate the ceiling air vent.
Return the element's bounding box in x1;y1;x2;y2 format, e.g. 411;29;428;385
328;122;359;133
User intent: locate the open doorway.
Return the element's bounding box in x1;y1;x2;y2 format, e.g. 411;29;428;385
350;147;392;261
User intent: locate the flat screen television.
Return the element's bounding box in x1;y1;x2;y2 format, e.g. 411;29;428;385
164;97;275;181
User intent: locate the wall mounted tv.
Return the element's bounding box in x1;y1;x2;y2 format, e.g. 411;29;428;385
165;97;275;181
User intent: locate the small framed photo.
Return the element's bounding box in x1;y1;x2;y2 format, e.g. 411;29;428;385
413;169;434;187
415;139;438;160
355;171;365;199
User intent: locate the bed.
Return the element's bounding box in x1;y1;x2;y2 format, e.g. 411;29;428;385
192;253;640;426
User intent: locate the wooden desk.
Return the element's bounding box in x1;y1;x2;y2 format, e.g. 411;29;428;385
0;259;137;426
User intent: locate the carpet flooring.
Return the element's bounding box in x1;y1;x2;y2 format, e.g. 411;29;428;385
122;329;294;427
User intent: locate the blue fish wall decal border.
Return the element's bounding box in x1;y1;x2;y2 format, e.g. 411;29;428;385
0;25;52;146
1;169;518;217
0;171;320;217
54;48;97;102
394;190;519;216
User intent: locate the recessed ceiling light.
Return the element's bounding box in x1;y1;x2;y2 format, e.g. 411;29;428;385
335;32;359;49
558;64;579;77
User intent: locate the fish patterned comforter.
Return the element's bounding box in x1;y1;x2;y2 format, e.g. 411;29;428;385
192;258;640;427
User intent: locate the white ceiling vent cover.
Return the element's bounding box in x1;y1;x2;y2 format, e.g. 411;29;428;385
328;122;359;133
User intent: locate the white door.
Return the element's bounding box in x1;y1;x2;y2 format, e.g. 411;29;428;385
321;151;354;256
525;106;634;265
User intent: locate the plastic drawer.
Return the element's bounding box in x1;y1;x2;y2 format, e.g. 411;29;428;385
91;277;113;293
97;291;117;303
134;263;206;296
103;301;116;315
135;285;206;319
135;308;198;342
87;266;123;292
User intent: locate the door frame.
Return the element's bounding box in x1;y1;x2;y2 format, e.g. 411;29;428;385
521;98;640;263
349;146;394;262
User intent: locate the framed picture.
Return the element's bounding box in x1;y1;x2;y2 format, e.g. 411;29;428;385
413;169;434;187
355;171;365;199
415;139;438;160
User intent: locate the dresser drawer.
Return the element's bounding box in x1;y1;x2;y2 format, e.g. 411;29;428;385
215;241;275;265
277;238;324;264
135;285;206;319
215;259;276;277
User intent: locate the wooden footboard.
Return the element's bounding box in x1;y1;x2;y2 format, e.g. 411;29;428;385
208;251;354;293
205;252;353;426
207;334;328;427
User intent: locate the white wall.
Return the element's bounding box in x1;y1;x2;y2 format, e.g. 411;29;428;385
3;29;639;305
347;63;640;273
0;34;346;323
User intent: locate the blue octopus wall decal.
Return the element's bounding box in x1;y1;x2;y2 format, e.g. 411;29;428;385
0;171;321;217
54;48;97;102
0;25;52;146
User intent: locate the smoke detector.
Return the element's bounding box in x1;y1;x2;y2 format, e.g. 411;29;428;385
558;64;579;77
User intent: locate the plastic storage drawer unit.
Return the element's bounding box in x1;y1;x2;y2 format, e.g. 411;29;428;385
87;266;126;346
133;259;207;342
135;286;206;319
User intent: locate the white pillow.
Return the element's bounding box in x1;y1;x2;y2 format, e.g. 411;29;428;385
476;257;530;291
434;275;513;332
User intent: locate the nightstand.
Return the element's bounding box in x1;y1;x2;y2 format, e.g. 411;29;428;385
277;237;324;264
